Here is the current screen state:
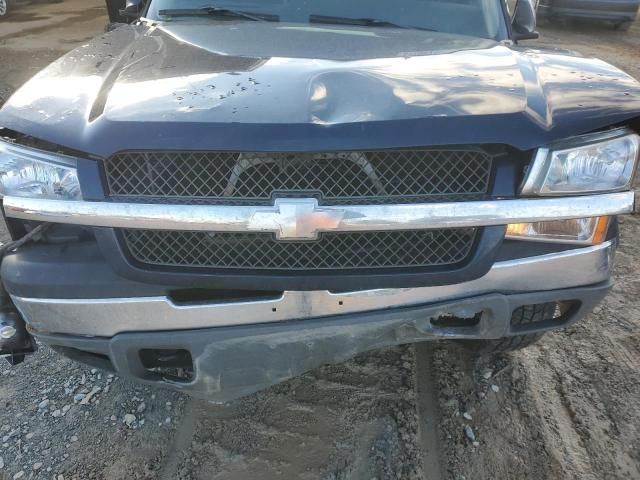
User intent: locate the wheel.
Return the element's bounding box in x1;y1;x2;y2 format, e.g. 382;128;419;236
458;303;556;355
461;332;545;355
614;21;632;31
0;0;10;18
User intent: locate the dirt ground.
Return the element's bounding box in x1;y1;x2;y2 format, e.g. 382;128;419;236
0;3;639;479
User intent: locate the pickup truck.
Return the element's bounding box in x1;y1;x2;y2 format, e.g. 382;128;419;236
538;0;640;31
538;0;639;30
0;0;639;402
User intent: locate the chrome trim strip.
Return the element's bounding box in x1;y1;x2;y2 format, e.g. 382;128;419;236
13;241;615;337
3;192;634;237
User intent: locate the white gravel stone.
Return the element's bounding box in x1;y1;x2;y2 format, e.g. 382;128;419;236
70;435;78;442
123;414;136;427
32;462;43;471
80;386;101;405
136;402;146;414
463;425;476;442
51;410;62;418
491;384;500;393
37;400;49;410
463;412;473;421
73;394;86;403
13;471;24;479
0;456;4;469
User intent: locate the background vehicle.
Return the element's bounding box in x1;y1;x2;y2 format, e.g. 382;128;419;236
105;0;126;25
538;0;640;30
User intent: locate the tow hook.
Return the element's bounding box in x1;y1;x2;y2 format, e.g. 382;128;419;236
0;289;35;365
0;307;35;365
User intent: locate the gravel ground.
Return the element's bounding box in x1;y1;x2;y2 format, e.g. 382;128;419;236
0;3;639;479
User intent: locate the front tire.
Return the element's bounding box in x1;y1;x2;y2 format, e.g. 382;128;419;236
458;303;557;355
614;21;633;31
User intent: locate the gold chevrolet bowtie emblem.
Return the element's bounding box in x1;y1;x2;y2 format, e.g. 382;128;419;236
248;198;345;240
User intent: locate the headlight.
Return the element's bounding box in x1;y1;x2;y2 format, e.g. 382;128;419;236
0;140;81;201
521;130;639;196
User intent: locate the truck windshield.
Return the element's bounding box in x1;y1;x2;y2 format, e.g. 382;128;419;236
146;0;508;40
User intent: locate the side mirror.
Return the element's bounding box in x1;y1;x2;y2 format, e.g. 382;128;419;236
120;0;142;19
511;0;539;41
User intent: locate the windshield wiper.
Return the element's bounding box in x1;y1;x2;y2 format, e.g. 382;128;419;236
309;14;435;31
158;7;278;22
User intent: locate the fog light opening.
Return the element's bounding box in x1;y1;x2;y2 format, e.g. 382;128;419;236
139;349;194;383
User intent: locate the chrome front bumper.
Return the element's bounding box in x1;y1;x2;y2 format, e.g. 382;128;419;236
13;240;615;337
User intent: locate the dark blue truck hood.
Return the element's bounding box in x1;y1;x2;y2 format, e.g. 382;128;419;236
1;22;639;157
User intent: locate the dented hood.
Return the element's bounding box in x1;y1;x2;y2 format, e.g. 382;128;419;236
1;22;639;156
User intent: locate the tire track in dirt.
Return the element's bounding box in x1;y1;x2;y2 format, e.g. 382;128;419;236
163;347;424;479
518;350;599;480
159;399;198;480
414;343;444;480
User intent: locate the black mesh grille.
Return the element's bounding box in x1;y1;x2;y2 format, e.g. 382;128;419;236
104;149;493;205
122;228;477;271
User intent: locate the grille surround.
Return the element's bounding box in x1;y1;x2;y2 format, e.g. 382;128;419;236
122;228;478;272
103;149;493;205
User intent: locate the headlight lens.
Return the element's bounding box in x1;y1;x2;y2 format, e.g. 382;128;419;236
522;131;639;196
506;216;610;245
0;140;81;201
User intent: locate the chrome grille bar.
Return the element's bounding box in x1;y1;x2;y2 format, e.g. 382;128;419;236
2;192;634;236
